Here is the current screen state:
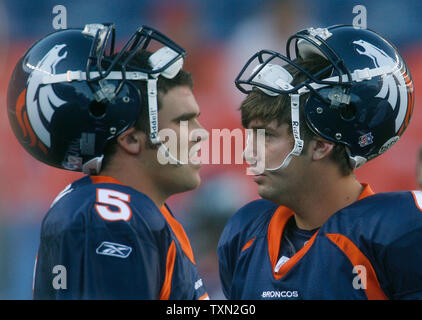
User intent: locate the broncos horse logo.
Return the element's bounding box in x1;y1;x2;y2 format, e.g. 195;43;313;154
17;44;68;151
353;39;411;135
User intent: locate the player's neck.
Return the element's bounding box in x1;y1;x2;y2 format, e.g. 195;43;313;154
99;164;168;209
289;171;363;231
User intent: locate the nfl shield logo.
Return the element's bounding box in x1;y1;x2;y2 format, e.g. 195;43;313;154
358;132;374;147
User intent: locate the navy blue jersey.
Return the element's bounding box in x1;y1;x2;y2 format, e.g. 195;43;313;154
277;218;318;264
33;175;208;300
217;184;422;300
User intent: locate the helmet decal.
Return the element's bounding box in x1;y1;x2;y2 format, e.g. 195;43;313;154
353;40;395;68
15;89;30;143
26;44;68;148
353;39;408;133
15;87;49;154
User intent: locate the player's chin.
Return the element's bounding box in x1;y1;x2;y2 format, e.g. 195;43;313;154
257;184;277;201
182;167;202;191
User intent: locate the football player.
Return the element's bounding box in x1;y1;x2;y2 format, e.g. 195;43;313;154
218;25;421;299
8;23;209;299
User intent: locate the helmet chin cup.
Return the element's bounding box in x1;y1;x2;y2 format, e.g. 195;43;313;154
82;156;104;175
149;46;184;79
348;155;367;169
251;63;294;96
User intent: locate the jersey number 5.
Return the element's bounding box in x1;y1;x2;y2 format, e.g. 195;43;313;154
95;189;132;221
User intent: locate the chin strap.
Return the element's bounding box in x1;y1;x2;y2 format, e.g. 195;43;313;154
147;78;160;144
147;78;187;166
265;94;304;171
146;48;189;167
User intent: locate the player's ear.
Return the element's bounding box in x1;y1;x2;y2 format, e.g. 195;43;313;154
116;127;147;155
310;138;334;161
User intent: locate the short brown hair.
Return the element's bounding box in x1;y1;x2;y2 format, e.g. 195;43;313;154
101;50;193;170
240;55;353;176
127;51;193;135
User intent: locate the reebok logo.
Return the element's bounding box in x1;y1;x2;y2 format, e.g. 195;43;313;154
96;241;132;258
194;278;203;290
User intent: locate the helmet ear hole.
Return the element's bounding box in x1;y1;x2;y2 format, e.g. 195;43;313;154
340;104;356;121
89;101;107;118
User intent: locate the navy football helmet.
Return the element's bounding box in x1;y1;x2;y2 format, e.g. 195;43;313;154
236;25;414;169
7;23;185;174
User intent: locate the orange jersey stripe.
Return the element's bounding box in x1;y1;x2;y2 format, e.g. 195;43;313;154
241;237;256;253
267;206;319;280
358;183;375;200
90;175;124;185
274;231;318;280
267;206;294;279
268;183;375;280
325;233;388;300
159;240;176;300
198;293;209;300
160;205;196;265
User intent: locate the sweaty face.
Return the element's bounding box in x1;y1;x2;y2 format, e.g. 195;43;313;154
143;86;207;195
245;118;311;203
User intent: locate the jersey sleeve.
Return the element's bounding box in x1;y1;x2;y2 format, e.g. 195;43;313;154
373;191;422;299
379;223;422;299
217;221;238;299
34;213;168;299
217;199;277;299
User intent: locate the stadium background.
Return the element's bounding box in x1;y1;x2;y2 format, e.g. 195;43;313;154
0;0;421;299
